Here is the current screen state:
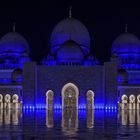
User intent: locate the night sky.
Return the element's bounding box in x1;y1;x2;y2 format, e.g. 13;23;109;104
0;1;140;64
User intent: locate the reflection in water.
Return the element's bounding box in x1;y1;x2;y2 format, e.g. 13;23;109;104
0;109;3;125
0;103;3;109
129;110;135;125
12;109;20;125
118;110;140;126
137;110;140;124
46;109;53;128
46;109;95;130
62;109;78;134
87;109;94;128
4;109;11;125
45;109;95;130
121;110;128;125
2;109;140;139
0;109;22;125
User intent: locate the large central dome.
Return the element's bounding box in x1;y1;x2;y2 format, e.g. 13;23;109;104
50;18;90;54
57;40;84;64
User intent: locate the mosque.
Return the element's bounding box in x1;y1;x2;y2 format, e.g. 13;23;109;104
0;11;140;110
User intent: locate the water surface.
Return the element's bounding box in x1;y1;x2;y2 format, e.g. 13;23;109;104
0;109;140;140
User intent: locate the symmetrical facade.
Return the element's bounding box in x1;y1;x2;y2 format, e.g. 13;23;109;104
0;15;139;110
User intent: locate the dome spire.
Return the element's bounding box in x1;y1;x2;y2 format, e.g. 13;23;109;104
13;22;16;32
125;24;128;33
69;6;72;18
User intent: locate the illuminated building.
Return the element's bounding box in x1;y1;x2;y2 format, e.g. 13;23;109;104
0;13;140;110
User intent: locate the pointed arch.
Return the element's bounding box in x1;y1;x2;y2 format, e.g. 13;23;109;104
46;90;54;110
12;94;19;103
4;94;11;109
12;94;19;109
137;95;140;109
0;94;3;109
129;95;136;109
61;83;79;109
0;94;3;102
121;94;128;110
86;90;94;109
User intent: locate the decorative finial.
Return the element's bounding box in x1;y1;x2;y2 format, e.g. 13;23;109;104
69;6;72;18
125;24;127;33
13;22;16;32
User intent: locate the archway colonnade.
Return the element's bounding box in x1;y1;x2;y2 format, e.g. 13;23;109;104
46;83;94;110
119;94;140;110
0;94;21;109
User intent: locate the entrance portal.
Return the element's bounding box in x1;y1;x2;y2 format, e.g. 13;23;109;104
62;83;79;109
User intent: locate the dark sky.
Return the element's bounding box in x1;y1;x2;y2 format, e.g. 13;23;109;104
0;1;140;64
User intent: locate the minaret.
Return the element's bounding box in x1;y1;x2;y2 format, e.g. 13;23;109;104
69;6;72;18
13;22;16;32
68;6;72;40
125;24;127;33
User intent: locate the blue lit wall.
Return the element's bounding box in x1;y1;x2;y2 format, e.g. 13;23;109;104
22;62;37;107
104;62;118;108
118;53;140;69
22;62;118;110
37;65;105;108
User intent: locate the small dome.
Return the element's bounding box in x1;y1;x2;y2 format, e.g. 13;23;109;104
19;52;31;66
118;69;128;83
57;40;84;63
11;68;22;82
112;32;140;53
50;18;90;54
0;32;29;54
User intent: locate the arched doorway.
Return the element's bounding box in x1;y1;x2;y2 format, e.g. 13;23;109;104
121;95;128;110
4;94;11;110
137;95;140;109
86;90;94;109
61;83;79;109
0;94;3;109
129;95;135;109
46;90;54;110
12;94;19;109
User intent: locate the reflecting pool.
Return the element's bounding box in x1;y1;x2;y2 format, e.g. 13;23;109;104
0;109;140;139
